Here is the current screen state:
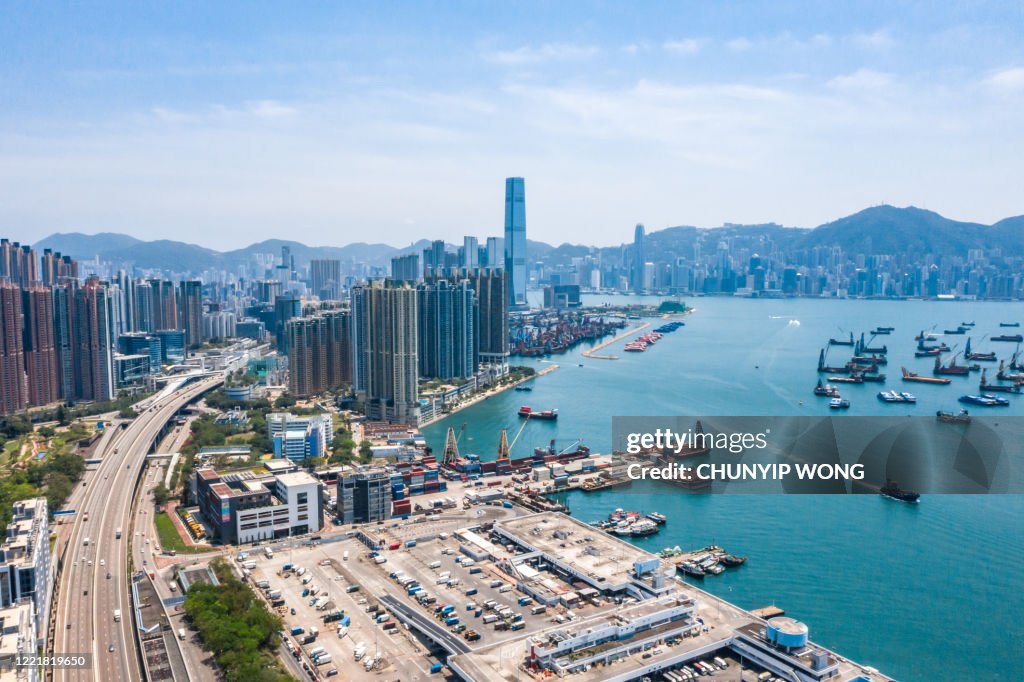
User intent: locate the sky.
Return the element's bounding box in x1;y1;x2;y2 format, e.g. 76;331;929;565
1;1;1022;250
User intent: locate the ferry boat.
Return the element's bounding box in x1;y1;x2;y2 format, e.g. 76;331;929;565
901;368;951;385
936;409;971;424
829;397;850;409
880;479;921;504
877;390;916;403
518;406;558;420
959;394;1010;407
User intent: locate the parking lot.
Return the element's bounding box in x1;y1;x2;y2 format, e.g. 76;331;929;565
237;538;445;681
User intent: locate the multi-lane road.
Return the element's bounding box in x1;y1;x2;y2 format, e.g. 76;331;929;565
51;376;221;682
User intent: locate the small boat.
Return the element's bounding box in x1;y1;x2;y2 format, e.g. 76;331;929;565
936;409;971;424
518;406;558;420
676;561;706;578
645;512;667;525
915;348;944;357
828;375;862;384
814;380;839;397
992;334;1024;343
880;479;920;504
829;333;855;346
829;397;850;409
999;322;1020;327
718;554;747;567
628;519;660;536
877;390;916;403
944;328;966;335
705;563;725;575
872;327;894;335
961;322;975;327
856;372;886;383
959;394;1010;407
514;386;533;392
901;367;951;385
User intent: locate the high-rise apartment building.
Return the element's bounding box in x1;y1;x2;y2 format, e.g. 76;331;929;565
390;253;420;282
274;295;302;355
72;278;115;402
417;279;477;381
350;280;419;424
467;268;509;366
0;240;37;288
286;309;351;397
461;236;479;269
40;248;77;286
504;177;527;307
21;287;58;407
179;280;203;347
0;283;26;415
309;259;342;300
485;237;503;270
148;279;178;332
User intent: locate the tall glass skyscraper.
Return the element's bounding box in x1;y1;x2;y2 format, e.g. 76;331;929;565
503;177;527;307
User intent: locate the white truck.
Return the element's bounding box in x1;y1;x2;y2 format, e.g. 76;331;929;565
113;609;121;622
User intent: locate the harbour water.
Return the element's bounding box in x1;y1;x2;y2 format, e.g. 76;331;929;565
423;296;1024;681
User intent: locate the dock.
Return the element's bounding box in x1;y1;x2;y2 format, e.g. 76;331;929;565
582;322;651;360
751;605;786;619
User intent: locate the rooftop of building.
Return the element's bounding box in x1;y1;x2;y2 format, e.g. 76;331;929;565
274;471;319;487
496;512;674;588
0;602;34;661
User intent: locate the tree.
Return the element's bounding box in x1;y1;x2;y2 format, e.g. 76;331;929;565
358;440;373;464
56;404;69;426
153;483;171;506
273;394;296;410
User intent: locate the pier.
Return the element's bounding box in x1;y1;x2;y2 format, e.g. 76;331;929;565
582;322;651;360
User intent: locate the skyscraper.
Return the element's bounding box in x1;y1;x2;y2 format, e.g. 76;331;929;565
390;254;420;282
485;237;503;270
503;177;527;307
0;283;26;415
465;269;508;367
72;278;115;402
310;259;342;300
350;280;419;424
274;295;302;355
286;308;351;397
179;280;203;347
21;286;58;407
461;236;479;269
416;279;477;381
0;240;37;288
148;279;178;332
422;240;447;277
632;223;646;294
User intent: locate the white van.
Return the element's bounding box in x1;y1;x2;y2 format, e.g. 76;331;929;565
428;561;442;569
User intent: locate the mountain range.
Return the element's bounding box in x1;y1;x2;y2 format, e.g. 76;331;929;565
30;205;1024;274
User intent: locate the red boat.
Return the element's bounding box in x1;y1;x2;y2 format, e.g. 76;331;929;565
518;406;559;420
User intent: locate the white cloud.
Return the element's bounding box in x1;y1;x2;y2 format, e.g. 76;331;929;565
851;29;894;50
249;100;297;118
984;67;1024;93
483;43;598;65
662;39;703;55
827;69;894;90
726;37;753;51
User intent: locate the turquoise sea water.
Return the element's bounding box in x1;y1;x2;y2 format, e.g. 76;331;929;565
423;297;1024;681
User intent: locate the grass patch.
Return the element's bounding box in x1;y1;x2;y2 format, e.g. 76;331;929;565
154;512;206;554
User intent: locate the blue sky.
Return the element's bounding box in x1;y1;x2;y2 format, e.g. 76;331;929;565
1;2;1022;249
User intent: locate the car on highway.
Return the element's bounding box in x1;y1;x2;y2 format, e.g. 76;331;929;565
100;559;105;566
108;644;115;653
107;572;111;579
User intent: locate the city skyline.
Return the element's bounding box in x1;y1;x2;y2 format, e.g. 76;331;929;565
2;3;1022;248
